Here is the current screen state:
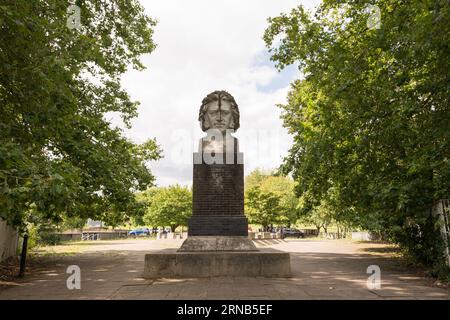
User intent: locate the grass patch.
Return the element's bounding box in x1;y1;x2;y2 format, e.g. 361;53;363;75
30;244;85;257
29;237;156;257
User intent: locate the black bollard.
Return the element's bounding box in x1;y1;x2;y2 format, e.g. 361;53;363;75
18;234;28;278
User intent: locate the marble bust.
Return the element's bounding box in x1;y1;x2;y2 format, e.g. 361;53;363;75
198;90;240;154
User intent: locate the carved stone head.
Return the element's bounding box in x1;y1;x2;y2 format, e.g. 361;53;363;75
198;90;240;133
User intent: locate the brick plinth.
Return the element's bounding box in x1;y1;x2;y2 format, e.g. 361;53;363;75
188;152;247;236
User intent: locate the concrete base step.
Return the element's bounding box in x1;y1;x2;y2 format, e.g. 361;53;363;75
143;249;291;278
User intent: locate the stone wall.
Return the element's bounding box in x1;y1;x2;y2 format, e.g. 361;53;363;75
0;219;19;262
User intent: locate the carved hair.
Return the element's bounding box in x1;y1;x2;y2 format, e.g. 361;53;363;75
198;90;240;132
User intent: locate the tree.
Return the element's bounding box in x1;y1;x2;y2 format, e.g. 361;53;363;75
245;186;283;231
299;199;334;235
245;169;299;226
245;169;272;190
260;176;299;226
62;216;86;232
0;1;161;231
143;185;192;232
264;1;450;268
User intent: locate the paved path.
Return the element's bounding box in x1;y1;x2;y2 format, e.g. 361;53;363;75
0;239;448;299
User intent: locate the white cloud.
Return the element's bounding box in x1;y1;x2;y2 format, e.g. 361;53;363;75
114;0;322;186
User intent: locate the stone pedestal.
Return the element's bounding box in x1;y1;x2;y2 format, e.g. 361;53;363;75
143;91;290;278
143;249;291;278
187;152;247;236
178;236;257;252
178;152;256;253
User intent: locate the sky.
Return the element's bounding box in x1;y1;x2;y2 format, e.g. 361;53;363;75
112;0;322;187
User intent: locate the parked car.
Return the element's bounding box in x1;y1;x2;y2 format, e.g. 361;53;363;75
128;227;150;237
281;228;304;239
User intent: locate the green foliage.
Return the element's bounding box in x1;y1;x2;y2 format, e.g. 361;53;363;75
0;1;162;231
299;199;334;233
245;186;283;230
142;185;192;232
26;224;39;251
38;231;63;246
245;169;299;226
27;221;62;246
429;263;450;283
264;0;450;268
245;169;272;190
25;207;78;247
260;176;299;226
61;216;86;231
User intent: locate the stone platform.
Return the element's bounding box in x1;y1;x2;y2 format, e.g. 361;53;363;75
143;248;291;278
178;236;257;252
